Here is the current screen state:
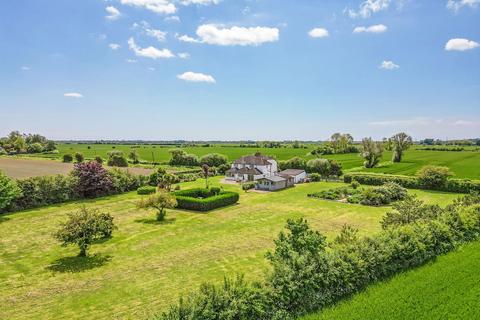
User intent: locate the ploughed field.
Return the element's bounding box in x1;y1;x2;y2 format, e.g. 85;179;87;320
302;239;480;320
15;143;480;180
0;177;461;320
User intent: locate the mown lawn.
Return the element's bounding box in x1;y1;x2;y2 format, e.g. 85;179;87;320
302;239;480;320
0;178;461;319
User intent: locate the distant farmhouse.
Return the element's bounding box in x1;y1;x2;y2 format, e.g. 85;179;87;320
226;154;306;191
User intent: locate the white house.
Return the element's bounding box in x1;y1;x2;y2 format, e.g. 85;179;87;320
225;155;278;182
278;169;307;184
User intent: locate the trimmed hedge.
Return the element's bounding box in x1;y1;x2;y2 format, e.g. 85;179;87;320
137;186;157;195
174;188;239;212
344;172;480;193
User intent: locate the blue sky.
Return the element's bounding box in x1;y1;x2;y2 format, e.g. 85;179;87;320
1;0;479;140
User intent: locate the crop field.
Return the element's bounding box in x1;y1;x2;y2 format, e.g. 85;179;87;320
0;178;460;319
302;239;480;320
19;143;480;180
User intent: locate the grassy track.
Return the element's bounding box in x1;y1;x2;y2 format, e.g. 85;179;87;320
0;178;460;319
302;239;480;320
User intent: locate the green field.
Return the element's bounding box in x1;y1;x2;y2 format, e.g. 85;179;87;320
0;178;461;319
22;143;480;180
302;239;480;320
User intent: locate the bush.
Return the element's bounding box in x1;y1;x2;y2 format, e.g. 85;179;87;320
107;150;129;167
94;156;103;164
169;149;199;166
27;142;44;153
309;173;321;182
279;157;307;171
71;161;114;198
417;165;452;189
217;163;231;175
306;159;342;179
109;169;144;193
74;152;84;163
242;181;257;191
174;188;239;212
210;186;221;195
199;153;228;167
63;154;73;163
0;171;21;211
137;186;157;195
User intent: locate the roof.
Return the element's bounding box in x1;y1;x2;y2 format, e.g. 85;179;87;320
233;155;273;166
226;167;263;175
278;169;306;176
259;175;286;182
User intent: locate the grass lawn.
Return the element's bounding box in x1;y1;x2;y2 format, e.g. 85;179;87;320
0;178;461;319
301;239;480;320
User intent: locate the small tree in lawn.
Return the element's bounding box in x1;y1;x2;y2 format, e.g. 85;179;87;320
54;206;116;257
158;173;177;191
137;191;177;221
361;137;384;168
128;150;140;164
0;171;21;211
391;132;412;163
74;152;84;163
201;164;210;189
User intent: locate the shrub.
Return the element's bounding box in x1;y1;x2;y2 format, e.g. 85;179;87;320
27;142;44;153
74;152;84;163
417;165;452;189
94;156;103;164
307;159;342;179
128;150;140;164
210;186;221;195
169;149;199;166
54;206;116;256
63;154;73;163
0;171;21;211
71;161;114;198
109;169;144;193
174;188;239;212
107;150;128;167
242;181;257;192
279;157;307;171
137;186;157;195
217;163;231;175
309;173;321;182
199;153;228;167
351;181;360;189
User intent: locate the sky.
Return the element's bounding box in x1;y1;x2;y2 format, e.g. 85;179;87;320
0;0;479;141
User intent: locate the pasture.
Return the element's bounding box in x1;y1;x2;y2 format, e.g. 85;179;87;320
0;177;460;319
302;239;480;320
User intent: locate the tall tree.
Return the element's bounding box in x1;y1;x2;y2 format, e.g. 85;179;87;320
391;132;412;163
361;138;384;168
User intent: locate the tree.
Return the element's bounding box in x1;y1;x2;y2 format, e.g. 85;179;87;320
279;157;306;170
27;142;44;153
107;150;128;167
199;153;228;167
13;136;26;153
44;140;57;152
71;161;114;198
417;165;452;189
0;171;21;211
391;132;412;163
307;158;331;180
201;164;210;189
63;154;73;163
158;173;177;191
128;150;140;164
361;138;384;168
169;149;199;166
137;191;177;221
74;152;84;163
54;207;115;256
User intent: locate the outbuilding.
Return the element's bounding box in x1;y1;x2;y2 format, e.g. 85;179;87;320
278;169;307;184
256;175;294;191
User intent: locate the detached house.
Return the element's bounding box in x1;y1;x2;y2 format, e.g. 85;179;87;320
225;155;278;182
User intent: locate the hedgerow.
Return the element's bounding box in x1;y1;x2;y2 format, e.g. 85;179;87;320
158;193;480;319
174;188;239;212
137;186;157;195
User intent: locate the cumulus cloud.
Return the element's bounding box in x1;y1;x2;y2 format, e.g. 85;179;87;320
178;52;190;59
134;21;167;41
308;28;329;38
109;43;121;50
347;0;390;18
379;60;399;70
128;37;175;59
181;0;220;5
447;0;480;12
445;38;479;51
177;71;216;83
105;6;121;20
353;24;387;33
179;24;279;46
64;92;83;98
120;0;176;14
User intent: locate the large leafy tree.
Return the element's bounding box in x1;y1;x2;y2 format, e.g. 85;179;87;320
137;190;177;221
128;150;140;164
54;207;116;257
391;132;412;163
0;171;21;211
361;138;384;168
71;161;114;198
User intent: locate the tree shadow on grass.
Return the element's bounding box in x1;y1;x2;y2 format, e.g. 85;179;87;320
46;254;112;273
0;215;10;223
134;217;176;225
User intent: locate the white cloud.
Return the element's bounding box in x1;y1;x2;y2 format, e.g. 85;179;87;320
447;0;480;12
347;0;390;18
369;117;480;127
178;52;190;59
21;66;30;71
134;21;167;41
120;0;176;14
308;28;329;38
164;15;180;22
128;37;175;59
181;0;220;5
109;43;121;50
126;59;138;63
177;34;201;43
445;38;479;51
188;24;279;46
64;92;83;98
379;60;399;70
177;71;216;83
105;6;121;20
353;24;387;33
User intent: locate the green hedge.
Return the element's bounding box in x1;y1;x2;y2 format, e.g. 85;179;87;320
174;188;239;212
344;172;480;193
137;186;157;195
